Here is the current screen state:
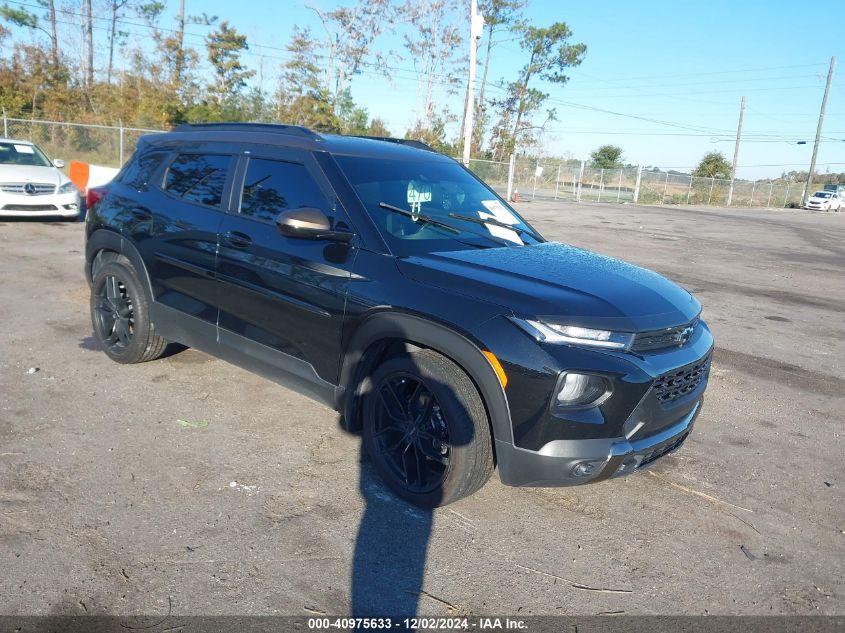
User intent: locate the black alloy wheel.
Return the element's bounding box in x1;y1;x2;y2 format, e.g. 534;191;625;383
89;260;168;364
93;274;135;353
362;349;494;507
371;373;451;494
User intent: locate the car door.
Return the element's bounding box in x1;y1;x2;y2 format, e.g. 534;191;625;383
215;147;357;400
142;148;236;331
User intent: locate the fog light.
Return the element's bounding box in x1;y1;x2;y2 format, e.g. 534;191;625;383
571;460;605;478
554;372;610;409
64;203;78;210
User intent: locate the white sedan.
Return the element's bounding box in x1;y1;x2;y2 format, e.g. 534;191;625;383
0;139;81;219
804;190;842;211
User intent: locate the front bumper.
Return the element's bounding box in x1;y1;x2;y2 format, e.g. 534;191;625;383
473;312;713;487
0;191;81;217
496;398;702;486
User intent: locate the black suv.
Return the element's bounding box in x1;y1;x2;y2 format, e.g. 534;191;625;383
85;123;712;507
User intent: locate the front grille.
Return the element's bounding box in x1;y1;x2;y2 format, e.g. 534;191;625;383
0;182;56;195
632;319;699;352
652;354;711;405
638;431;689;468
1;204;59;211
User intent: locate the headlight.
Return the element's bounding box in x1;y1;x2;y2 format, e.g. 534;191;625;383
510;318;635;350
58;181;78;194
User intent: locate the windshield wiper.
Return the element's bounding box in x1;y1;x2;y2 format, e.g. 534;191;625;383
378;202;515;248
379;202;461;233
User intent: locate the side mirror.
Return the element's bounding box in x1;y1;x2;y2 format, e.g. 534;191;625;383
276;207;354;243
53;159;65;169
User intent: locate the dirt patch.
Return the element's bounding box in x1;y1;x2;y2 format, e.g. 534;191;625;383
713;347;845;399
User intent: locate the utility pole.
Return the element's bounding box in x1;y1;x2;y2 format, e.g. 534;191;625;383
803;56;836;207
174;0;186;84
726;95;745;207
461;0;485;167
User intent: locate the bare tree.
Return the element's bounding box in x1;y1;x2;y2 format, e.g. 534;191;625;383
306;0;395;113
0;0;60;71
400;0;464;126
106;0;132;83
46;0;58;70
473;0;526;151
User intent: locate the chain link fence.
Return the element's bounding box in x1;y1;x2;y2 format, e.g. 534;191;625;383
1;117;825;208
473;155;824;209
2;117;163;169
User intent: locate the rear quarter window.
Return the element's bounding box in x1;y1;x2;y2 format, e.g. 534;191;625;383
164;153;232;208
118;150;169;189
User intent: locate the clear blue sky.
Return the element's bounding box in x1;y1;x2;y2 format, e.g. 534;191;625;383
190;0;845;179
7;0;845;179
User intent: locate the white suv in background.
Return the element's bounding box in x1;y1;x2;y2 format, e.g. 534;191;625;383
0;139;81;219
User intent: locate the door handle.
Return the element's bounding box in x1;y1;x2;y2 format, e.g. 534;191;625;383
131;207;152;221
223;231;252;248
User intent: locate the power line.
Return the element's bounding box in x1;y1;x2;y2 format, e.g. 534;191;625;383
550;84;825;98
3;0;838;155
571;71;824;90
580;62;829;83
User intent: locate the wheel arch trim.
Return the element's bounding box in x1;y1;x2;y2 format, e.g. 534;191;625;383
86;230;152;298
338;311;514;449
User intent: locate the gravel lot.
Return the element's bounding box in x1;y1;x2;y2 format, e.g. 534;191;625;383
0;202;842;618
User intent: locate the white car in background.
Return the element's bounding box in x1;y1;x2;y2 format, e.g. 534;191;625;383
804;190;842;211
0;139;81;219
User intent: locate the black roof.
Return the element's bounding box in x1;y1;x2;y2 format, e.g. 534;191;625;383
153;122;448;162
172;122;319;139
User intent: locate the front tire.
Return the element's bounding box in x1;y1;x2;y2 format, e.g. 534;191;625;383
90;260;167;364
362;349;494;507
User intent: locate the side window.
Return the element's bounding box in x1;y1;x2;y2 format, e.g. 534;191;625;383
119;150;169;189
164;154;232;208
239;158;328;223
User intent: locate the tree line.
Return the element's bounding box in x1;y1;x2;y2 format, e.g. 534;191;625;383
0;0;587;159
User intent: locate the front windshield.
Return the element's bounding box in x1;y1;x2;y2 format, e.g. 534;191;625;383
0;142;53;167
335;154;543;255
814;192;832;198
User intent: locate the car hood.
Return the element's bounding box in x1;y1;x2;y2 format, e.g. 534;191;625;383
0;164;64;185
808;197;829;202
397;241;701;332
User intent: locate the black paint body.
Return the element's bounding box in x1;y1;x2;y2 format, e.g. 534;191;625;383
85;124;713;487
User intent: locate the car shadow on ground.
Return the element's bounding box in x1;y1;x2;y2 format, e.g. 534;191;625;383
352;457;434;618
344;352;475;621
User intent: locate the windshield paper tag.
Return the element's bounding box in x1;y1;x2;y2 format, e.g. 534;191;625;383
14;144;35;154
478;211;522;244
480;199;517;224
407;180;432;220
407;180;432;204
479;200;521;243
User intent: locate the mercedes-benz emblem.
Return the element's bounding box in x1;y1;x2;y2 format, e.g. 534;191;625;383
23;183;36;195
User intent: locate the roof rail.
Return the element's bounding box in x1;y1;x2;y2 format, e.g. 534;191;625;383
172;122;321;139
352;136;437;153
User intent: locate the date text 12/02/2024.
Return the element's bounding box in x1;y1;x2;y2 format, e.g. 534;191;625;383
307;618;528;630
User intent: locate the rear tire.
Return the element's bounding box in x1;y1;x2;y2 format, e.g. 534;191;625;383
90;260;167;364
362;349;494;507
